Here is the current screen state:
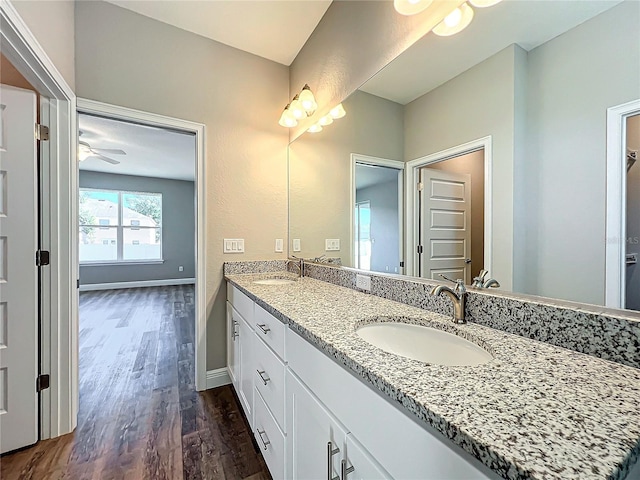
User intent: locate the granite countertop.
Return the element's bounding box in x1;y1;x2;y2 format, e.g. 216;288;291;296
225;272;640;480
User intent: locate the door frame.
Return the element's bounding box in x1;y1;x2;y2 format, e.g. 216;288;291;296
1;0;77;439
350;154;404;272
605;99;640;308
76;98;208;392
405;136;493;278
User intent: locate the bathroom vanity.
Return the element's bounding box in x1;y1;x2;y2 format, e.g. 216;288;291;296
225;266;640;480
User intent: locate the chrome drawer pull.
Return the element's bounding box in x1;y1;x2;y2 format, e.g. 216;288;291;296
341;460;354;479
256;429;270;450
231;320;239;340
257;323;271;334
327;441;340;480
257;370;271;385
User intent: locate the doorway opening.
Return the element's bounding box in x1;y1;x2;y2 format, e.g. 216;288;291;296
405;137;493;282
624;114;640;310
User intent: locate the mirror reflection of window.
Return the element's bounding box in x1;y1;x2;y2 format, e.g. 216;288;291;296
354;201;371;270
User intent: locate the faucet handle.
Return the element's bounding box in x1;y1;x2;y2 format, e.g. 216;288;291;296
438;274;466;294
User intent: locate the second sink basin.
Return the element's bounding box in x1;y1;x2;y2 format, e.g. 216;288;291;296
356;322;492;367
253;278;296;285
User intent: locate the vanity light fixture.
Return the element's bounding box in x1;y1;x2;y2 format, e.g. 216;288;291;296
469;0;502;7
278;104;298;128
318;114;334;126
329;103;346;119
289;95;306;120
433;2;474;37
298;84;317;114
307;124;323;133
394;0;433;16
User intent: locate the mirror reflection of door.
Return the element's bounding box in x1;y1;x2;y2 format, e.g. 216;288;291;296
417;149;485;284
625;114;640;310
354;163;403;274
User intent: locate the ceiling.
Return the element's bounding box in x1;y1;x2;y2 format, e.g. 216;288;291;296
104;0;333;66
361;0;624;105
356;164;400;190
78;114;196;181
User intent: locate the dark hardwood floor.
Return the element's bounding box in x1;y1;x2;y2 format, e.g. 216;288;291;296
0;285;270;480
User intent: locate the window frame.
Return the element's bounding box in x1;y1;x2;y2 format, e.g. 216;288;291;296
79;188;164;265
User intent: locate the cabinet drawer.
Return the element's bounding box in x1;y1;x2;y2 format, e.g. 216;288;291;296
254;334;286;433
254;304;286;359
228;285;254;324
254;389;285;480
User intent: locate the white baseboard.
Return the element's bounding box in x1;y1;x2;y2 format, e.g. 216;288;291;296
79;278;196;291
206;367;232;389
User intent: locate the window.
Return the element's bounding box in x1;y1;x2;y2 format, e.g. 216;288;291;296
79;189;163;264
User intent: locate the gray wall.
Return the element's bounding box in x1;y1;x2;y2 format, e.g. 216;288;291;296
404;44;524;291
356;179;400;273
79;171;195;285
523;0;640;304
75;1;289;370
625;114;640;310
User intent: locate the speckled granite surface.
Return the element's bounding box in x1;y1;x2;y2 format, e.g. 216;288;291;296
223;260;287;275
225;272;640;480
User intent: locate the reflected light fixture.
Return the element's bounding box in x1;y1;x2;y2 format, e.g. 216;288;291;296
318;114;334;126
329;103;346;119
289;95;306;120
394;0;433;16
298;84;318;114
433;3;474;37
278;104;298;128
308;124;323;133
469;0;502;7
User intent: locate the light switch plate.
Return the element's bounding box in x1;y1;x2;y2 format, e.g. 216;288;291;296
275;238;283;252
356;274;371;291
293;239;301;252
223;238;245;253
325;239;340;251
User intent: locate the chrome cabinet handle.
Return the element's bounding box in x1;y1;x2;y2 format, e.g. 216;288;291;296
327;442;340;480
257;370;270;385
231;320;239;340
256;429;270;450
341;459;354;479
257;323;271;334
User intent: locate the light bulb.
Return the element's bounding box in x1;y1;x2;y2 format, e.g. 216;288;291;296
329;103;346;119
469;0;501;7
318;115;334;126
298;85;317;114
278;106;298;128
289;97;306;119
433;3;474;37
307;124;323;133
394;0;433;16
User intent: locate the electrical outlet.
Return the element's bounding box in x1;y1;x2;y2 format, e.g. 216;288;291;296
178;265;184;272
325;239;340;251
293;239;301;252
223;238;245;253
356;274;371;291
275;238;283;252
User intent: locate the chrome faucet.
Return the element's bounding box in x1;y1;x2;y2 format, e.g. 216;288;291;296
287;256;304;278
431;274;467;324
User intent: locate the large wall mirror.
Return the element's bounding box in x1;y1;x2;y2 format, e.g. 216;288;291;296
288;0;640;311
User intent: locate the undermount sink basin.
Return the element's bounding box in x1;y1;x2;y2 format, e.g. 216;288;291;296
356;322;493;367
253;278;296;285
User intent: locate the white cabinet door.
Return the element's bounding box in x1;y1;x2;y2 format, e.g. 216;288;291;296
0;85;38;454
238;313;254;426
287;370;347;480
226;302;239;386
344;433;391;480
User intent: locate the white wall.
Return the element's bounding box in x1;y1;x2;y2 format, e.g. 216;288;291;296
524;0;640;304
74;1;289;370
404;45;525;291
10;0;75;90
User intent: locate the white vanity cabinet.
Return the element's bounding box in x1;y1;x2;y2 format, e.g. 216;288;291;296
225;302;239;386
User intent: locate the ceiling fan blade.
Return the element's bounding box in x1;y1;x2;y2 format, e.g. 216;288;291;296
91;148;126;155
96;153;121;165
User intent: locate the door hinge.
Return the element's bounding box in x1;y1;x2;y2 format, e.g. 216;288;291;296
399;261;405;268
36;250;50;266
417;245;424;254
35;124;50;141
417;182;424;192
36;374;50;393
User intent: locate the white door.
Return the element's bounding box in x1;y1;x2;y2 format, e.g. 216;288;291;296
0;85;39;453
226;302;238;385
345;433;392;480
419;168;471;283
238;312;254;427
286;371;347;480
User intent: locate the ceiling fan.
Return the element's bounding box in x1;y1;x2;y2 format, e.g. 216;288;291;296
78;130;126;165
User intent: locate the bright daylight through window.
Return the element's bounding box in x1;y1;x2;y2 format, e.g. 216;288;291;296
79;189;163;263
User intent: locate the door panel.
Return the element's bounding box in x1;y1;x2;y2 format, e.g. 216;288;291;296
0;85;38;453
420;168;471;283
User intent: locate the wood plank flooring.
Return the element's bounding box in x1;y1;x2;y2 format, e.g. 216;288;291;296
0;285;270;480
